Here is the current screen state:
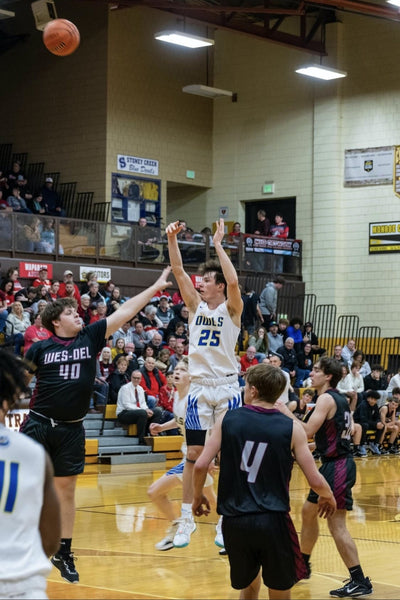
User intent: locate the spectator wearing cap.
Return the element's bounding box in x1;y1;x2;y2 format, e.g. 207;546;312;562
302;321;326;356
267;320;283;353
58;270;80;298
40;177;65;216
156;294;174;331
32;267;51;290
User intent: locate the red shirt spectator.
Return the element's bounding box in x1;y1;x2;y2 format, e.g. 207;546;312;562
158;378;176;413
32;267;51;290
23;314;51;352
140;357;167;400
240;346;258;374
58;269;81;298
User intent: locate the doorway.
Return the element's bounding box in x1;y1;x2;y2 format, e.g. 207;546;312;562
245;197;296;238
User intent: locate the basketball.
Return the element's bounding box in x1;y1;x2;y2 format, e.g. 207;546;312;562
43;19;80;57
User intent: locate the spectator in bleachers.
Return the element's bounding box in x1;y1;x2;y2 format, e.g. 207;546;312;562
112;321;134;346
108;355;131;404
240;346;259;376
89;301;107;324
87;281;105;307
148;332;164;359
40;218;61;254
296;341;314;379
386;366;400;397
138;345;155;369
111;337;126;361
259;276;285;327
171;290;183;306
58;269;80;298
0;278;15;307
0;290;9;333
156;294;175;332
77;294;92;326
141;304;163;339
117;370;163;445
80;271;97;295
137;216;160;261
140;356;167;409
30;293;51;317
62;281;81;305
169;342;186;371
106;287;126;315
5;301;31;355
379;396;400;454
155;348;173;375
100;280;115;303
338;362;364;412
267;320;283;353
352;350;371;378
363;364;388;407
6;160;26;188
302;321;326;356
131;320;152;357
165;334;177;356
0;189;11;211
332;344;345;365
277;337;307;388
157;370;177;429
277;317;289;340
97;347;114;380
116;341;140;376
32;267;51;290
29;191;47;215
341;339;356;365
49;280;60;301
40;177;65;216
166;305;189;339
353;390;386;455
248;326;269;362
7;185;31;213
268;352;291;406
23;313;51;353
14;287;38;314
286;317;304;352
5;267;22;294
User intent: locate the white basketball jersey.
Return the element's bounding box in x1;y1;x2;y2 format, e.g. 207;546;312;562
189;301;240;379
0;425;51;583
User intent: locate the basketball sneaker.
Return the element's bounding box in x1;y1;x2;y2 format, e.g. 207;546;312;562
215;516;224;548
330;577;373;597
173;517;196;548
51;552;79;584
155;521;179;551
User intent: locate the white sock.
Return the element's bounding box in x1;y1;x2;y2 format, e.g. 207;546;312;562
181;503;192;519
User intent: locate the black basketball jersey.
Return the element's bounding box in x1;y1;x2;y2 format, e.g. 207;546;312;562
25;320;107;421
314;389;352;462
217;405;294;516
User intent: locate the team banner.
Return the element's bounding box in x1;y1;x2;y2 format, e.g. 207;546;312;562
117;154;159;176
244;236;301;257
344;146;394;187
369;221;400;254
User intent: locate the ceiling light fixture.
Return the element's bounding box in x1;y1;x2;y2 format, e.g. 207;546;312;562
154;30;214;48
295;65;347;80
387;0;400;7
183;84;237;101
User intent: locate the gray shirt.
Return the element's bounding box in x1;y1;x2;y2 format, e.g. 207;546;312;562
259;282;277;316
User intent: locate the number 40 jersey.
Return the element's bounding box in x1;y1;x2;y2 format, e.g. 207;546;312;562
189;301;240;380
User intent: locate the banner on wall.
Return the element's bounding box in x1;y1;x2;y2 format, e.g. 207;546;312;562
19;262;53;278
369;221;400;253
394;146;400;198
79;266;111;283
117;154;159;176
244;236;301;257
344;146;394;187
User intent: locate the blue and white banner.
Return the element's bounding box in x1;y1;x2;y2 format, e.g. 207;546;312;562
117;154;159;176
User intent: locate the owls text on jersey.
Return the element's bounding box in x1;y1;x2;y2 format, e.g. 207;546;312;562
189;301;239;379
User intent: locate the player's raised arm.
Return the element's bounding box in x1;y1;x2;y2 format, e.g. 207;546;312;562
166;220;201;312
105;267;172;338
212;218;242;323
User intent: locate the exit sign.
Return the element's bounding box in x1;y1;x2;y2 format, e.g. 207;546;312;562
186;170;195;179
262;182;274;194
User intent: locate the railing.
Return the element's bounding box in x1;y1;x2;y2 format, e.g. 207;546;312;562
0;213;302;276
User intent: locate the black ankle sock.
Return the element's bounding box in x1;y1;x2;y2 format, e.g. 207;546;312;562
349;565;365;583
59;538;72;556
302;552;311;567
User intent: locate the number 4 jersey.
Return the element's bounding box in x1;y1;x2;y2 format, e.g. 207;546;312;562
189;301;240;379
25;320;107;421
217;405;294;516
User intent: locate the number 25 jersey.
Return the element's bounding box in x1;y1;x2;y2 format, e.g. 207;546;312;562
189;301;239;379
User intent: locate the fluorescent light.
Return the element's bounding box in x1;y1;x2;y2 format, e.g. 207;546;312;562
387;0;400;6
183;84;235;99
154;30;214;48
295;65;347;80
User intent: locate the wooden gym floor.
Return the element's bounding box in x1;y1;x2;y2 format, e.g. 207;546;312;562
47;455;400;599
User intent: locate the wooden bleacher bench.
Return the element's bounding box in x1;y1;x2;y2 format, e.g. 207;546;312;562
145;435;184;460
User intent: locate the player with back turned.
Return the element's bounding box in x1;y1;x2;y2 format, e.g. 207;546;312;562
192;363;336;600
21;267;172;584
166;218;242;548
0;349;60;600
278;356;373;598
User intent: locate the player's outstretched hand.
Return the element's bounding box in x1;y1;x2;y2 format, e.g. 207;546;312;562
166;221;184;237
154;266;173;291
317;494;336;519
213;218;225;246
192;494;211;517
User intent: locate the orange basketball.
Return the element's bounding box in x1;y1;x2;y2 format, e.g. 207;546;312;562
43;19;80;57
